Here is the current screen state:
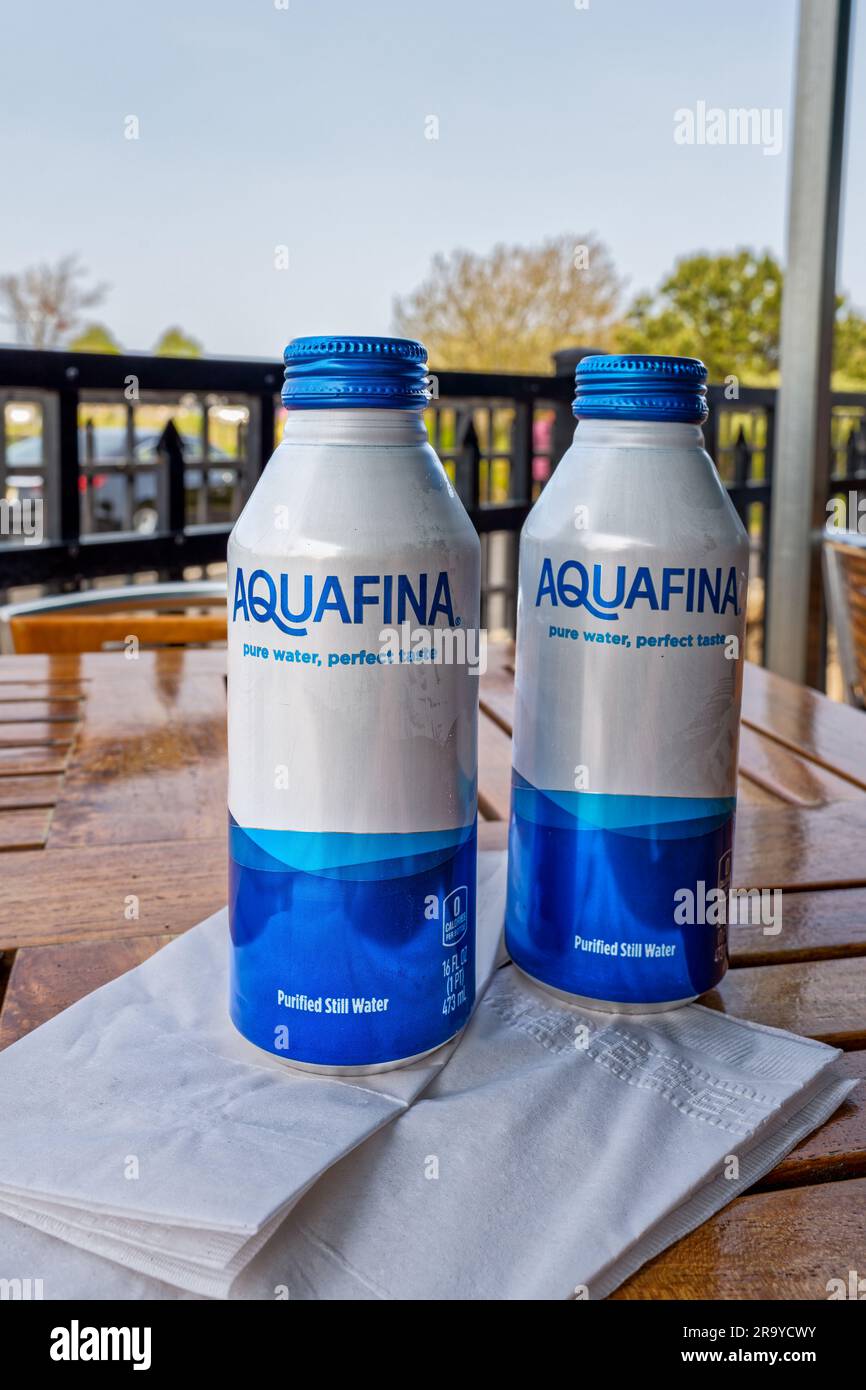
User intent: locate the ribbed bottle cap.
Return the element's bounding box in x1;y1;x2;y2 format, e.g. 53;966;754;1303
282;336;430;409
573;354;708;423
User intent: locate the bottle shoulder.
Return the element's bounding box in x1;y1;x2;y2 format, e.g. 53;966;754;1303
229;440;479;560
523;441;749;554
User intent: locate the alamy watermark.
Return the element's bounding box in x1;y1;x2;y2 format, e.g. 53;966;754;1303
826;1270;866;1299
378;622;487;675
0;1277;43;1300
50;1322;151;1370
827;491;866;535
674;880;782;936
0;497;43;544
674;101;783;157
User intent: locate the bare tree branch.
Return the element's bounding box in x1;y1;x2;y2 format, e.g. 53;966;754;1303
0;254;109;349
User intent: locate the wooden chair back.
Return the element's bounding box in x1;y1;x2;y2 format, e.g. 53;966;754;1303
0;583;227;655
824;531;866;708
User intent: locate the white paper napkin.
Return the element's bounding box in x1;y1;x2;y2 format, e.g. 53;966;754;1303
0;853;508;1298
226;972;853;1300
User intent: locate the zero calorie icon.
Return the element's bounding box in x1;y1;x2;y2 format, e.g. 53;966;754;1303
443;887;469;947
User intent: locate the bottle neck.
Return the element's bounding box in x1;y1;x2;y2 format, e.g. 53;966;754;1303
571;419;706;450
281;408;428;446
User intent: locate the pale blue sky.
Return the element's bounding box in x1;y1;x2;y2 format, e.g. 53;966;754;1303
1;0;863;359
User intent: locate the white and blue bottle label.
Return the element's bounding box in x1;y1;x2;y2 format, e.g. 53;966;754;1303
228;454;480;1067
229;819;476;1066
507;542;747;1006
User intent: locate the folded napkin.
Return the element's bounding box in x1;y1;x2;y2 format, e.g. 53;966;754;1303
0;853;507;1298
226;972;852;1300
0;849;853;1300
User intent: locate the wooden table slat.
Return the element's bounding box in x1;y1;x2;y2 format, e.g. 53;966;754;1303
477;710;514;821
612;1176;866;1299
733;800;866;892
737;724;864;808
0;837;226;951
0;774;64;810
755;1049;866;1191
0;936;172;1051
45;672;227;849
742;662;866;793
0;682;87;698
728;886;866;966
0;807;52;851
711;955;866;1048
0;724;76;746
0;746;71;775
0;701;86;723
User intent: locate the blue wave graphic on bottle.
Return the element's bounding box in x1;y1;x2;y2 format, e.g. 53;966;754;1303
230;815;476;1065
505;773;734;1005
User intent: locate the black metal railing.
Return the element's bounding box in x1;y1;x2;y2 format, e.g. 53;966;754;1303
2;346;866;660
0;348;280;589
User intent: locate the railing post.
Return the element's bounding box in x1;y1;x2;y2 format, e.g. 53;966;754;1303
82;417;96;535
454;415;480;512
157;420;186;580
505;402;534;629
703;399;720;486
766;0;852;687
46;375;82;588
732;427;751;530
0;393;6;501
761;401;776;661
453;415;485;625
198;398;210;525
235;387;277;519
551;350;578;467
124;401;136;534
256;391;276;476
551;347;600;466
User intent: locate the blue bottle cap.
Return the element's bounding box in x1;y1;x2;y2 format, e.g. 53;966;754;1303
282;335;430;409
573;354;708;423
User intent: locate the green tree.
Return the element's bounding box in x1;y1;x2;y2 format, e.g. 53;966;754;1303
68;322;122;353
619;247;866;387
834;306;866;386
154;326;203;358
393;234;623;371
617;249;783;384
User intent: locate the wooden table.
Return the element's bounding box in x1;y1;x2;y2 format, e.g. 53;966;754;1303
1;644;864;1299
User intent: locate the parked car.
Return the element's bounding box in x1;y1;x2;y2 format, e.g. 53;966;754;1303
4;428;240;534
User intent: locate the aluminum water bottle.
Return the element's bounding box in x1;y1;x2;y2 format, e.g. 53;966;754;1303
505;355;749;1011
228;336;479;1071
